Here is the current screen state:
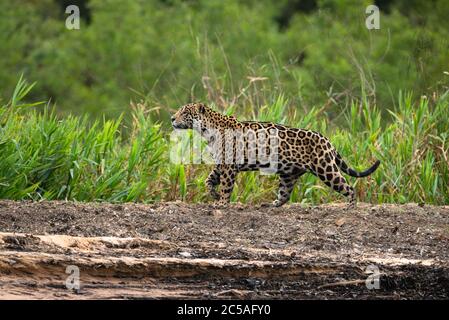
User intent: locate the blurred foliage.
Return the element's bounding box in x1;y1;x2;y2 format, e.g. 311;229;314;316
1;0;448;121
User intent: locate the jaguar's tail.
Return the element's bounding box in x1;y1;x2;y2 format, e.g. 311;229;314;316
334;151;380;178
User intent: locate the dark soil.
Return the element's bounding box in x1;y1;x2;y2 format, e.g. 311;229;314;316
0;200;448;299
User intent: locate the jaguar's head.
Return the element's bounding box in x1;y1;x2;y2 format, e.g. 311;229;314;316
171;103;209;130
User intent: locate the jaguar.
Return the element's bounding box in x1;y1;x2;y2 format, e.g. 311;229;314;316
171;103;380;208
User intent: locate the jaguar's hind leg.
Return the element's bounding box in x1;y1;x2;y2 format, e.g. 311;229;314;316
315;169;355;208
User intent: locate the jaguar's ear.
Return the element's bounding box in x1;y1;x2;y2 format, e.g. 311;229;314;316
198;104;205;114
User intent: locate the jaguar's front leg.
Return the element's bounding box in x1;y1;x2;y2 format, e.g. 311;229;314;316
272;170;305;207
217;165;236;206
205;166;220;200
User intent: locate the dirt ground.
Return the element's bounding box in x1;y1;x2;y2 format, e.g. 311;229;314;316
0;200;448;299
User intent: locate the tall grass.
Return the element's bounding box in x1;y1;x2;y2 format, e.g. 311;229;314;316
0;77;166;202
0;77;448;204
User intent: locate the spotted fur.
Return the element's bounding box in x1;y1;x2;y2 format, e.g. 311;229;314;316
172;103;380;207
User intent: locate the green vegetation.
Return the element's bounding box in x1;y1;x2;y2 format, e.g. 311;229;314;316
1;77;447;204
1;1;448;204
1;0;448;120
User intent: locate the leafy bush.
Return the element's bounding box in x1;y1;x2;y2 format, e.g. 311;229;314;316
1;0;448;120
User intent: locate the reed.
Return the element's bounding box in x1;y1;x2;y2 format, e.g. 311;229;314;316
1;77;447;205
